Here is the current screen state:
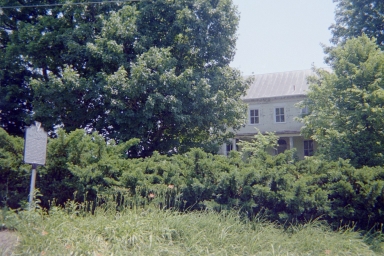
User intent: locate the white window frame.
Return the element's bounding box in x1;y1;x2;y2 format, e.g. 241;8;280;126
249;108;259;125
274;107;285;123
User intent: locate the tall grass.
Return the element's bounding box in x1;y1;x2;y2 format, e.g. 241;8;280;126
2;198;378;256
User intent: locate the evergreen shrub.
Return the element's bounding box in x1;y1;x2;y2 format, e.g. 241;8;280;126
1;128;384;230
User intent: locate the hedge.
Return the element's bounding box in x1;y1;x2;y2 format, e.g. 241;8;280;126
1;128;384;230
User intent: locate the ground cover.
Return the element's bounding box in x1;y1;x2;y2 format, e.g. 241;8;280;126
1;201;378;255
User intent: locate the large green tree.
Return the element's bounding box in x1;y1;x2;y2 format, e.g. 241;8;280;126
299;35;384;167
0;0;38;136
330;0;384;48
1;0;250;156
1;0;124;136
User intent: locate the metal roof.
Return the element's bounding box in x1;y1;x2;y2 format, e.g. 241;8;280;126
242;69;315;100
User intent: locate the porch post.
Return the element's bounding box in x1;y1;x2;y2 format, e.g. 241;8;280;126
221;143;227;155
289;137;294;150
232;139;237;151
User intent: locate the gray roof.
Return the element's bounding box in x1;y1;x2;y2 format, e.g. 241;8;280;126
242;69;315;100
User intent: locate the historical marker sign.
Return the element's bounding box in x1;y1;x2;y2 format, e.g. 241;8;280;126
24;122;48;165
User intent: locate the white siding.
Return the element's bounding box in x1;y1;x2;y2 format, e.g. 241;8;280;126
218;70;322;159
238;97;304;135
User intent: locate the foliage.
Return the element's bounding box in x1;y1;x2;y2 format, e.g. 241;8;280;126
0;127;139;209
237;129;279;162
1;0;251;156
38;129;139;208
2;128;384;232
2;199;378;255
0;0;123;136
299;35;384;167
330;0;384;48
0;128;30;208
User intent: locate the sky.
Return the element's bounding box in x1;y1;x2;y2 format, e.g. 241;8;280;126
230;0;337;75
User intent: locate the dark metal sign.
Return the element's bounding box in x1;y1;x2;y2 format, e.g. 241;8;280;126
24;122;48;165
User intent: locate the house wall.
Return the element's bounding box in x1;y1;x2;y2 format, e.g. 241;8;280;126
271;136;317;159
237;96;306;135
219;135;316;159
218;95;316;159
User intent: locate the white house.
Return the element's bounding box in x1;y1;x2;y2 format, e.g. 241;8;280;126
220;69;316;159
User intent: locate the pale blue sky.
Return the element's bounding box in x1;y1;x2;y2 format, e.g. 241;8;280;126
230;0;336;75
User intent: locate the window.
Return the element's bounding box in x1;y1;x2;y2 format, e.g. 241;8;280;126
276;139;287;154
226;140;238;156
275;107;285;123
226;143;233;155
301;106;309;115
250;109;259;124
304;140;314;156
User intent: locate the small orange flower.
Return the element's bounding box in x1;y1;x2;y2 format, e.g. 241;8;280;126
148;193;155;198
41;230;48;236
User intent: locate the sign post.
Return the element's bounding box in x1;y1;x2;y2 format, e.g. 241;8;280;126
29;164;38;207
23;122;47;209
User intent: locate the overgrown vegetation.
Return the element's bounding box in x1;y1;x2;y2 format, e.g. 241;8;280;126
1;0;251;156
2;127;384;234
299;35;384;167
1;197;379;255
2;1;384;253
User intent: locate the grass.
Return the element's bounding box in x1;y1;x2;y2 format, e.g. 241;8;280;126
1;200;380;255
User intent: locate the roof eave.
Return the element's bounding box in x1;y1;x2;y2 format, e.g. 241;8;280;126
242;93;307;103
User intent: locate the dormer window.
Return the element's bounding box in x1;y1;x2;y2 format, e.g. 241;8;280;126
250;109;259;124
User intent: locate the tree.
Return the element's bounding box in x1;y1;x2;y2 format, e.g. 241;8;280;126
330;0;384;48
0;127;29;208
299;35;384;167
0;0;38;136
0;47;33;137
1;0;125;136
3;0;250;156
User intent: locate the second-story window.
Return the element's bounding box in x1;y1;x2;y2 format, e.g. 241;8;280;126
275;107;285;123
250;109;259;124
